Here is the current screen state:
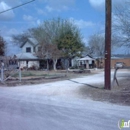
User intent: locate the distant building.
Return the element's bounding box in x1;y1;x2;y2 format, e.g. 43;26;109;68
71;55;95;69
94;55;130;68
111;56;130;68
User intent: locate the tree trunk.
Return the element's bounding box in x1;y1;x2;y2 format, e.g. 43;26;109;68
47;59;49;70
53;59;57;71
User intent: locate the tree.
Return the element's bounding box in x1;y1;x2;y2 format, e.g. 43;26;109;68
57;23;84;59
47;44;62;71
30;18;84;70
88;33;105;59
12;18;84;70
56;19;84;69
88;33;117;67
113;1;130;49
29;18;63;71
36;43;62;71
0;35;6;56
12;32;31;47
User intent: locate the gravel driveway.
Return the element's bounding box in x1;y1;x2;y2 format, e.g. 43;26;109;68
0;69;130;130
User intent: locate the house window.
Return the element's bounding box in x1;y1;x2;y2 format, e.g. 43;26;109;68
26;47;31;53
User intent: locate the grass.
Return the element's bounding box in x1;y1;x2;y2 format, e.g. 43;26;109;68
8;69;95;79
10;71;46;77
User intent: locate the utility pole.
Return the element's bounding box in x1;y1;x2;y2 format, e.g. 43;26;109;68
104;0;112;90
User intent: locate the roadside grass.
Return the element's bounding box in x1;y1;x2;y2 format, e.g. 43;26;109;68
10;69;94;78
78;78;130;106
12;71;48;77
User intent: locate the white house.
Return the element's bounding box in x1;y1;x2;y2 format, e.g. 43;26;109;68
77;55;95;69
16;38;40;69
20;38;40;53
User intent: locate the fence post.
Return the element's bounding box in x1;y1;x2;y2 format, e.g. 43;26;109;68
19;68;21;82
112;68;119;87
1;68;4;82
18;61;21;82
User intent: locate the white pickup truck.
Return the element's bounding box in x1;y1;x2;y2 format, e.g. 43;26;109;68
115;62;125;68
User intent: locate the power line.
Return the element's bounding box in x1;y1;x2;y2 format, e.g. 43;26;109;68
0;0;35;15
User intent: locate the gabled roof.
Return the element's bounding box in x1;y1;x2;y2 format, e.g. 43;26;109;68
20;38;38;48
77;55;95;61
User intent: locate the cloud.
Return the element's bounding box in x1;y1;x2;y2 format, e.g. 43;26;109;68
89;0;127;11
0;27;22;55
75;20;95;29
37;8;46;15
45;6;54;12
0;1;15;20
44;0;75;12
89;0;104;10
36;19;41;25
5;36;22;56
82;38;88;45
23;15;42;27
23;15;35;21
70;18;95;29
0;26;20;37
1;0;22;6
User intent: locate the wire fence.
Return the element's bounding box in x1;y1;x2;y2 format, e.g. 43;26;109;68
0;56;21;83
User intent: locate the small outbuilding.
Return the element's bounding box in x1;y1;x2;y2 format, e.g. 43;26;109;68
77;55;95;69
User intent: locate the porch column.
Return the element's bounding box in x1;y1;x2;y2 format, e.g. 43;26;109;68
86;60;89;69
26;60;28;69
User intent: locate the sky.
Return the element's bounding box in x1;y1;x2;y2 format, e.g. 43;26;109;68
0;0;127;55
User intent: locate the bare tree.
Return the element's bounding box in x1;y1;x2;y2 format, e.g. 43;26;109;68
0;35;7;56
12;32;31;47
88;33;105;58
113;1;130;49
48;44;62;71
88;33;117;67
36;43;62;71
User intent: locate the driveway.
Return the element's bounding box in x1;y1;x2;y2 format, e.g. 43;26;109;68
0;69;130;130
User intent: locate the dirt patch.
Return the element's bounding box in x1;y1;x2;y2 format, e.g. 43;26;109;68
78;78;130;106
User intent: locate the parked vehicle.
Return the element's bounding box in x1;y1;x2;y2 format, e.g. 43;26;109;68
115;62;125;68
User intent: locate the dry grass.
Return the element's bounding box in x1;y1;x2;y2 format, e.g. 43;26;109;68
1;69;94;86
78;78;130;106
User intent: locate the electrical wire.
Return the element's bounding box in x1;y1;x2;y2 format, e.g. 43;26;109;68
0;0;35;14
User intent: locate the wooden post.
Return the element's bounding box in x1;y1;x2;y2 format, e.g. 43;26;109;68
19;61;21;82
104;0;112;90
1;68;4;82
112;68;119;87
19;68;21;82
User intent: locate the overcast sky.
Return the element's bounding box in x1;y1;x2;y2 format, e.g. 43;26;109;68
0;0;127;55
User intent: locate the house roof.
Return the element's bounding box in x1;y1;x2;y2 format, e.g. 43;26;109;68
16;53;39;60
20;38;38;48
77;55;95;61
